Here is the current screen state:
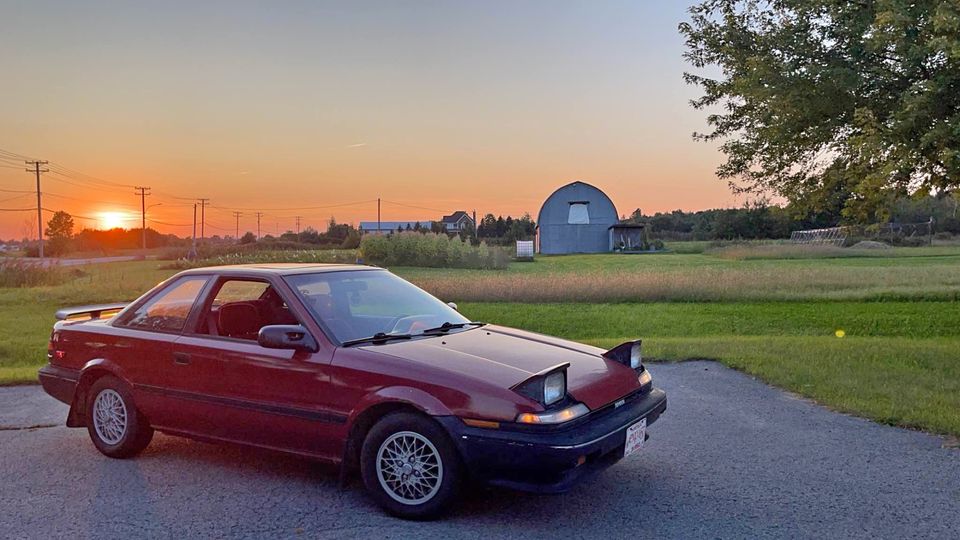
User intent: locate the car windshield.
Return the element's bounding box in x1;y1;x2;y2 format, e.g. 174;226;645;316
285;270;471;344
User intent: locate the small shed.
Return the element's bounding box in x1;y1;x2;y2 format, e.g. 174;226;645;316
536;181;619;254
609;223;649;251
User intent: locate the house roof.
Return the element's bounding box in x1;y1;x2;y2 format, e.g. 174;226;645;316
441;211;470;223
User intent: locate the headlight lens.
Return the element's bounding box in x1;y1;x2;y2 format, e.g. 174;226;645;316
517;403;589;424
638;368;652;386
543;371;565;405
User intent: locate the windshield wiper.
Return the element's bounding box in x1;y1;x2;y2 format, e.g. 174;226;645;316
421;321;486;334
341;332;414;347
342;322;485;347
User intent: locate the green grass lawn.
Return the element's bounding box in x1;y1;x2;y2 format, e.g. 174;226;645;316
1;245;958;437
460;302;960;436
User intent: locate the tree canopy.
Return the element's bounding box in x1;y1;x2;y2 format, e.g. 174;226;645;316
680;0;960;223
44;211;74;256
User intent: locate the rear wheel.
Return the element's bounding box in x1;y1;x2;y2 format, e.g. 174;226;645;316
360;412;463;520
86;376;153;458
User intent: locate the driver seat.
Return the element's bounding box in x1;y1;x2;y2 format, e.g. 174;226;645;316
219;302;262;340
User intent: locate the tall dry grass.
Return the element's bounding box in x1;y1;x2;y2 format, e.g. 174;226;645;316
0;259;73;288
410;265;960;303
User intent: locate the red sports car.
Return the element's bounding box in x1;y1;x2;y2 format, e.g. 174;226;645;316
39;264;666;519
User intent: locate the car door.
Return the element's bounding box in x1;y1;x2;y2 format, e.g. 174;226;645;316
109;274;212;430
170;275;342;460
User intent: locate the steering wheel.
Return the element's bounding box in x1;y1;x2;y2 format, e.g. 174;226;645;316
389;314;435;334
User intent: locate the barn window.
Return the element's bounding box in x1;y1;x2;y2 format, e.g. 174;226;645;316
568;202;589;224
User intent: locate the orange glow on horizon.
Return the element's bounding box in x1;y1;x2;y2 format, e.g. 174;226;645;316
97;211;133;230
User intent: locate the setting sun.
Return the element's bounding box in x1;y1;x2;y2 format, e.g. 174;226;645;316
98;211;130;230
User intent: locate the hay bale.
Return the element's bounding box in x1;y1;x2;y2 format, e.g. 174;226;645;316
850;240;892;250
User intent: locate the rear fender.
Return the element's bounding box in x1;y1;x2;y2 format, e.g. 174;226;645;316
66;359;132;427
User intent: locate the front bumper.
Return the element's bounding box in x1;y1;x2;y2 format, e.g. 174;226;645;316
437;386;667;493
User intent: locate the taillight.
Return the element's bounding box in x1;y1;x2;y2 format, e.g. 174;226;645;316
47;331;63;361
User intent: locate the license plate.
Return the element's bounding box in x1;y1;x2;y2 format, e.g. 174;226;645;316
623;418;646;458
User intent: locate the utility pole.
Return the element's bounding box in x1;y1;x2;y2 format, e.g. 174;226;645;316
295;216;302;239
25;160;48;259
255;212;264;240
197;198;210;243
232;211;242;241
188;203;198;260
135;186;151;250
377;198;381;234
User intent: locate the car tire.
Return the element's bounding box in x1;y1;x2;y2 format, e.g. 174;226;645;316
360;412;463;520
85;375;154;458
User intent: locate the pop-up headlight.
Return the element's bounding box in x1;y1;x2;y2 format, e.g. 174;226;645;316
603;340;643;369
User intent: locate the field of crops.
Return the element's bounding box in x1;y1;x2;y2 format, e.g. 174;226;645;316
2;242;958;436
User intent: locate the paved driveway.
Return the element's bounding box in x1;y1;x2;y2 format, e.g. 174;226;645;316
1;361;958;539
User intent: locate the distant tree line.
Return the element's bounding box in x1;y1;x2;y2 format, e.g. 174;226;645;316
273;218;361;249
628;195;960;241
476;213;536;245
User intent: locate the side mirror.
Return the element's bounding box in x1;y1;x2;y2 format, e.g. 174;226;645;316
258;324;318;353
447;301;459;311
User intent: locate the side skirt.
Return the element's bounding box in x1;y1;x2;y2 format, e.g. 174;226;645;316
154;426;342;466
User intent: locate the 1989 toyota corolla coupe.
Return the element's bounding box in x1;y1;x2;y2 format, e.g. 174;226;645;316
39;264;666;519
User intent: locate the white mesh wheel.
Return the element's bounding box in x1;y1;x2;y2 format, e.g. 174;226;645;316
375;431;444;505
92;389;128;445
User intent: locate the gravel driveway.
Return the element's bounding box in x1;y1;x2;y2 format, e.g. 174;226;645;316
1;361;958;539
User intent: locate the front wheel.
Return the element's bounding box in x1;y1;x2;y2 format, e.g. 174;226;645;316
86;375;154;458
360;412;463;520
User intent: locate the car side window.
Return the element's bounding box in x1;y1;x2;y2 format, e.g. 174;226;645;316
121;276;208;333
198;279;300;341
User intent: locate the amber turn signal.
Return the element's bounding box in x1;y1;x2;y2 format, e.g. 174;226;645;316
462;418;501;429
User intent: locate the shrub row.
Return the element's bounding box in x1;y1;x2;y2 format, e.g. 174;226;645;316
161;249;359;270
360;233;510;269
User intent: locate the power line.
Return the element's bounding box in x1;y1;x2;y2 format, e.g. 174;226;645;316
382;199;449;214
0;194;31;204
207;199;377;212
147;218;193;228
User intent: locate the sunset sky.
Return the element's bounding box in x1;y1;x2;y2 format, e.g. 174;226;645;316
0;0;735;240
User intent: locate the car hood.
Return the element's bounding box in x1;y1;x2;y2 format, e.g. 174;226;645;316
368;324;640;410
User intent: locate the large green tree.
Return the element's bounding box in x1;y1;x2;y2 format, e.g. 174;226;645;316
680;0;960;223
45;210;74;256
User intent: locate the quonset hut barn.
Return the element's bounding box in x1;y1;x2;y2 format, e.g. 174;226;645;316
536;181;619;254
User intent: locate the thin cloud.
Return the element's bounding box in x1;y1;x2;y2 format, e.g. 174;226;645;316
347;142;368;148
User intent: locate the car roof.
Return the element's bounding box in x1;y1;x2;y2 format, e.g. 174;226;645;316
175;263;381;277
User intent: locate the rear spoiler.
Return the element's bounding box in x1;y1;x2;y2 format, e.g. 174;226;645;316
55;303;129;321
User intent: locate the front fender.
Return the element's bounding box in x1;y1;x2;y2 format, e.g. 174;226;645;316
347;385;454;427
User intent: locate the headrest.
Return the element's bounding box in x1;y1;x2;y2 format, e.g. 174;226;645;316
219;302;261;337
